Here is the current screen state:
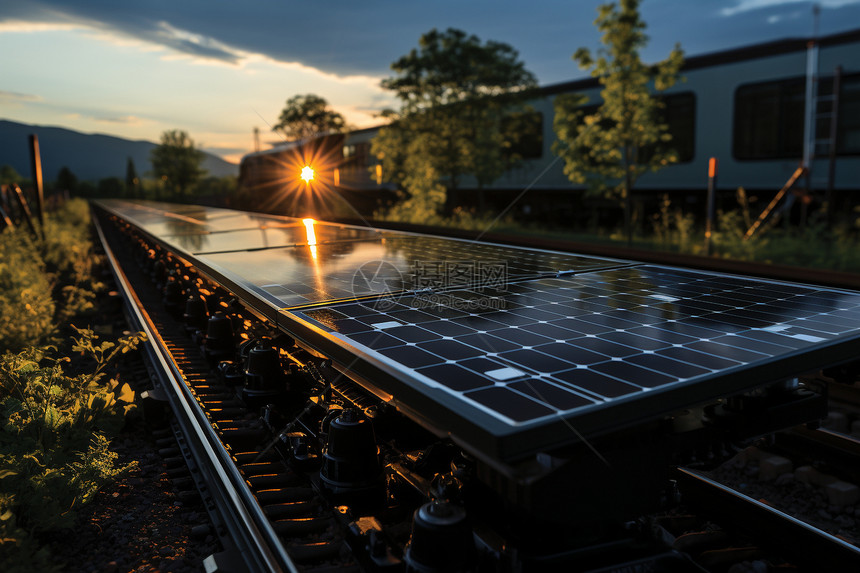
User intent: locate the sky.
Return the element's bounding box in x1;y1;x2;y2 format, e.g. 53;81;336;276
2;0;860;164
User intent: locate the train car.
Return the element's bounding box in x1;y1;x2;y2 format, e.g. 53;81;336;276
240;28;860;221
482;27;860;220
239;129;396;220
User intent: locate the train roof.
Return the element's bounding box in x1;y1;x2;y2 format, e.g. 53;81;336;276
541;26;860;96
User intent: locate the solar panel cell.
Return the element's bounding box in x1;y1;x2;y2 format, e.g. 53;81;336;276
508;380;594;410
415;364;495;391
590;360;678;388
463;387;555;422
551;369;642;398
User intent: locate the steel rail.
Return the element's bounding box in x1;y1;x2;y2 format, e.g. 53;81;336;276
676;467;860;571
93;210;299;573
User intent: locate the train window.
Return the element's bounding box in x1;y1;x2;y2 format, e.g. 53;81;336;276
341;142;371;172
502;111;543;160
569;93;695;164
734;78;805;159
639;92;696;163
661;92;696;163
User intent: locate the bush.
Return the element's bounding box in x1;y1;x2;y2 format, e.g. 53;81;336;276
0;331;144;570
0;198;142;570
40;199;105;324
0;230;55;353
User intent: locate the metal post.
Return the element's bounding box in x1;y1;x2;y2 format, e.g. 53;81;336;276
826;66;842;223
705;157;718;256
802;38;818;195
28;134;45;239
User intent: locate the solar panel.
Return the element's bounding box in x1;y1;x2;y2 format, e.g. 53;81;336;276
284;266;860;460
99;200;860;461
99;199;382;254
197;240;400;312
100;199;278;236
194;234;626;313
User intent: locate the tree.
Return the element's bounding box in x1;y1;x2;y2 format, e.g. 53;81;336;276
125;157;139;198
373;28;537;220
56;166;78;195
552;0;683;244
97;177;125;197
150;130;206;197
273;94;346;141
0;165;23;186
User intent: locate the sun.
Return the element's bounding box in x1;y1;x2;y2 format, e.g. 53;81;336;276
300;165;315;182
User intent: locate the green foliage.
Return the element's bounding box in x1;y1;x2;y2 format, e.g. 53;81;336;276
125;157;139;198
0;165;24;186
54;167;77;195
150;129;207;197
96;176;125;198
0;195;144;569
552;0;683;208
196;174;238;198
40;199;105;324
649;194;696;252
0;230;55;353
373;28;537;221
273;94;346;141
712;206;860;271
0;329;144;570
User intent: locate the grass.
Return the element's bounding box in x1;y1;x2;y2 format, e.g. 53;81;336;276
378;191;860;275
0;199;145;571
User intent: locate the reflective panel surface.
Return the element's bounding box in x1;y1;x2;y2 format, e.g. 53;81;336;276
101;200;860;460
290;265;860;453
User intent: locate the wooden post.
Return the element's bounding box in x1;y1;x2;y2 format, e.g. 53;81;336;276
28;134;45;239
705;157;718;256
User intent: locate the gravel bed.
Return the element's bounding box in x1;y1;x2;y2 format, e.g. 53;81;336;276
45;425;220;572
708;450;860;548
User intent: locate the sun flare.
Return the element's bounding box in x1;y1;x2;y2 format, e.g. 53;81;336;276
300;165;315;182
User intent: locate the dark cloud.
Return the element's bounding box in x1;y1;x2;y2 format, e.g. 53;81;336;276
2;0;858;84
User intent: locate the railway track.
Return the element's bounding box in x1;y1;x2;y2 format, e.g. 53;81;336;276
93;199;860;572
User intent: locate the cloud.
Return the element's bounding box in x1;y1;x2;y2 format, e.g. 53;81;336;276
721;0;860;17
147;20;242;65
202;146;248;155
0;20;79;33
0;0;598;80
766;9;805;23
0;90;42;103
94;115;147;125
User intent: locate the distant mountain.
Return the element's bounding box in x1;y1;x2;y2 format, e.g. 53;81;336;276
0;119;238;182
